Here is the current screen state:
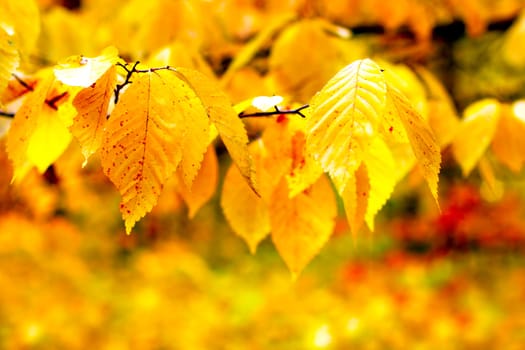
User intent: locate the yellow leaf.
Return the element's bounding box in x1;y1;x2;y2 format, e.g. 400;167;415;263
221;160;270;254
269;19;349;102
26;105;72;173
54;46;120;88
452;99;501;176
341;163;369;237
147;41;215;78
71;65;117;165
386;86;441;201
269;175;337;277
0;28;19;99
178;146;218;218
286;129;324;198
221;13;295;87
173;67;257;191
491;101;525;173
413;65;460;147
101;70;207;233
307;58;387;193
502;10;525;69
6;71;71;182
160;71;210;188
362;137;397;230
0;0;40;57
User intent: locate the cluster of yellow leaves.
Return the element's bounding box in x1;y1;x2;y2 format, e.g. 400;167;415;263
452;99;525;180
305;58;441;234
5;47;254;234
221;115;336;276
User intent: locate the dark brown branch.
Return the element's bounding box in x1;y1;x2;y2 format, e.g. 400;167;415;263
114;61;140;104
239;104;309;119
12;73;34;92
0;111;15;118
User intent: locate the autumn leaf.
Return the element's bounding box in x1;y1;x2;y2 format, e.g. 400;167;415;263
341;163;369;237
452;99;501;176
385;86;441;201
362;136;398;230
173;67;257;191
221;156;270;254
177;145;218;219
306;58;387;193
269;176;337;277
491;101;525;173
54;46;120;88
70;65;117;165
0;0;40;58
100;69;208;233
0;28;19;99
413;66;459;147
6;71;72;182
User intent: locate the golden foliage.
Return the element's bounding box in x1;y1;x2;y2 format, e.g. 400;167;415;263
0;28;19;99
6;71;72;182
100;69;204;233
269;176;336;277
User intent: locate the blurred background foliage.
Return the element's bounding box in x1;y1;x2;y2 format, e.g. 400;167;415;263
2;0;525;348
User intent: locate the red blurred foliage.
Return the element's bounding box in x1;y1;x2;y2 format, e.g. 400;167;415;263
391;185;525;254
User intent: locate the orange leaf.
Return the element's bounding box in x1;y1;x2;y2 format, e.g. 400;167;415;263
101;70;207;233
269;175;337;277
173;67;257;191
71;65;117;165
221;159;270;254
177;146;218;218
491;101;525;173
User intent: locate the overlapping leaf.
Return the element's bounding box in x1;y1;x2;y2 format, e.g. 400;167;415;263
385;86;441;201
6;71;73;182
177;145;218;218
491;101;525;173
452;99;501;176
54;46;120;88
173;67;256;190
70;66;117;164
269;176;336;277
0;28;19;99
307;58;387;193
0;0;40;58
221;154;271;254
306;58;441;233
100;70;208;233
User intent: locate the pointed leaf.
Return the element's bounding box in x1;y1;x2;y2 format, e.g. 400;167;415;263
221;160;270;254
71;65;117;164
341;163;369;237
0;0;40;57
269;175;337;277
413;65;459;147
0;28;19;99
173;67;257;190
54;46;120;88
491;101;525;173
178;146;218;218
160;70;210;188
452;99;501;176
6;72;55;181
307;58;387;193
101;70;205;233
386;86;441;201
362;137;397;230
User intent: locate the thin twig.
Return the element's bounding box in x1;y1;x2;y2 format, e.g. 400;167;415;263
0;111;15;118
238;104;309;119
114;61;140;104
